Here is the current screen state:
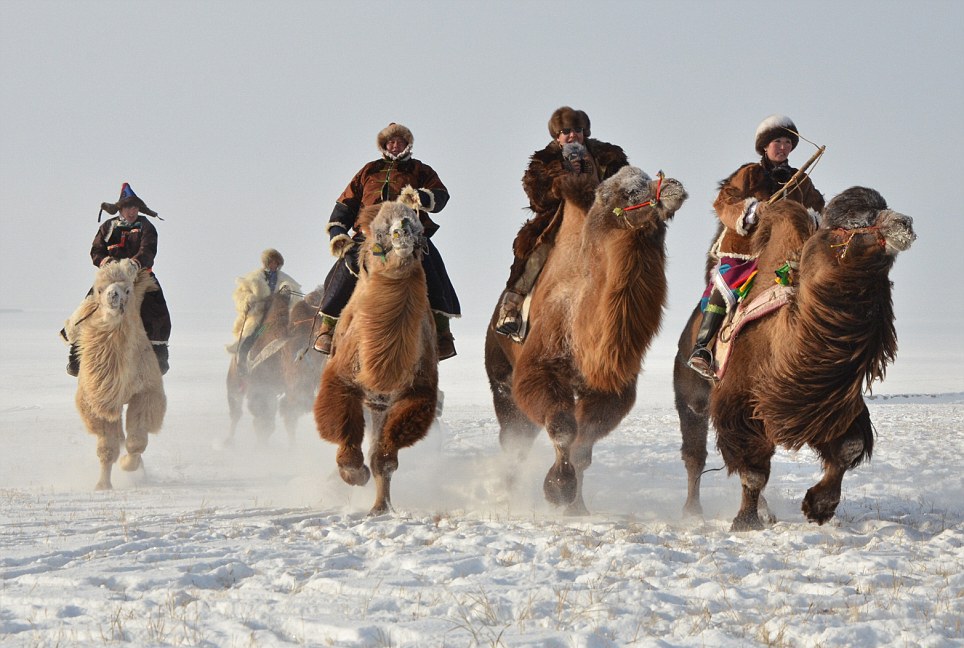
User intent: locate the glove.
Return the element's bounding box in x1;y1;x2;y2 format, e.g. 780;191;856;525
329;233;355;258
738;199;760;235
416;188;435;211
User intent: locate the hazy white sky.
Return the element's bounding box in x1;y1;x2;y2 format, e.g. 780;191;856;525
2;1;962;358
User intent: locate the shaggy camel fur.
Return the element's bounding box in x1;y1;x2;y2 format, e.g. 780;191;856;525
226;286;325;446
314;191;438;515
673;188;915;530
68;259;166;490
485;166;687;514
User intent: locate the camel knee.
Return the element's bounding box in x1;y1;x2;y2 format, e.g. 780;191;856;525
546;410;577;448
838;438;865;467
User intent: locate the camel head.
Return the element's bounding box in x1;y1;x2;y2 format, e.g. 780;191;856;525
360;200;425;266
93;259;138;323
596;166;688;231
821;186;916;257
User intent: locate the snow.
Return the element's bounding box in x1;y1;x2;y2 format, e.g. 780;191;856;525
1;310;962;647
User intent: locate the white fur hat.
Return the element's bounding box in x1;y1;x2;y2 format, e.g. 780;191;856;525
755;114;799;155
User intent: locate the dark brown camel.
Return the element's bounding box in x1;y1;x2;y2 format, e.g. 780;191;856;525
485;166;688;514
674;187;915;530
314;193;438;515
226;287;325;446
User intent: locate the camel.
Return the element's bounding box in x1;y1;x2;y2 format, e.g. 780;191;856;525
485;166;688;514
673;187;915;530
314;190;438;515
226;286;326;446
66;259;166;490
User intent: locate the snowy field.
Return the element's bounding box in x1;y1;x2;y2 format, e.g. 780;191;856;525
1;309;961;647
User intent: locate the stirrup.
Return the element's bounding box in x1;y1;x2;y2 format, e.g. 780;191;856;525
313;332;332;355
495;311;522;336
495;292;525;337
687;346;717;381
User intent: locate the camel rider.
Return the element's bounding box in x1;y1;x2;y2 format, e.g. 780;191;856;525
227;248;301;356
687;114;825;380
314;122;461;360
65;183;171;376
495;106;629;337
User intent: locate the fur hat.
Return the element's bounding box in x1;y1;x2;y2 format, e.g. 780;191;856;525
98;182;158;221
755;114;799;155
377;122;414;160
548;106;591;139
261;248;284;268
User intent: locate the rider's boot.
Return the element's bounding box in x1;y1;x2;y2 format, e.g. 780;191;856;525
687;307;725;381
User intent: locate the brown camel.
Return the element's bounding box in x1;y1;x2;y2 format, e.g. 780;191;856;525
226;286;326;446
67;259;166;490
485;166;688;514
673;187;915;530
314;191;438;515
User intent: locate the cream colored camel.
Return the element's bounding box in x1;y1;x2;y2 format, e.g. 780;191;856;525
67;259;166;489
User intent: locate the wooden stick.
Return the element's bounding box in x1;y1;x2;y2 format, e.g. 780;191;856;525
768;145;826;205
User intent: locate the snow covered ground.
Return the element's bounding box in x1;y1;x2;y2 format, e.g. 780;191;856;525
1;309;961;647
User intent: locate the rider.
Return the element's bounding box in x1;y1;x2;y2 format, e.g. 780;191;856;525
314;122;461;359
227;248;301;355
686;114;825;380
494;106;629;337
67;182;171;376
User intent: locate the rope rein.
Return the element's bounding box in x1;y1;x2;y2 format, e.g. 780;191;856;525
612;171;665;222
829;226;885;258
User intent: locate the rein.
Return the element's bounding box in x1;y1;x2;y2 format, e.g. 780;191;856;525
830;226;885;258
612;171;664;221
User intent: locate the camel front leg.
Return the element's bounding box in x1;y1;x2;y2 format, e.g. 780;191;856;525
368;384;437;515
564;385;637;516
94;419;124;491
315;373;368;487
120;388;165;473
731;466;770;531
803;405;874;525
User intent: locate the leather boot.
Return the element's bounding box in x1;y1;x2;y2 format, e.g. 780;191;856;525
313;318;336;355
437;331;457;361
687;308;725;381
495;291;525;336
66;343;80;377
153;344;170;375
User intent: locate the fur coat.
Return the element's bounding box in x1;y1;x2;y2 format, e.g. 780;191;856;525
230;269;301;342
712;160;825;259
507;138;629;284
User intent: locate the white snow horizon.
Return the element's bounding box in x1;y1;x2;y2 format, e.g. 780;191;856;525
1;308;961;647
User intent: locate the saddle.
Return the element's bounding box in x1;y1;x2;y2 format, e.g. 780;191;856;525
712;283;793;380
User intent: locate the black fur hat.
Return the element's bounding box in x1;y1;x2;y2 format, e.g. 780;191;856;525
98;182;158;221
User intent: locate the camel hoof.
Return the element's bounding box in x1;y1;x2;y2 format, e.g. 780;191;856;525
119;453;142;472
730;514;764;532
564;501;590;517
368;501;393;516
543;461;576;506
683;500;704;518
802;488;839;525
339;464;371;487
95;480;112;491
